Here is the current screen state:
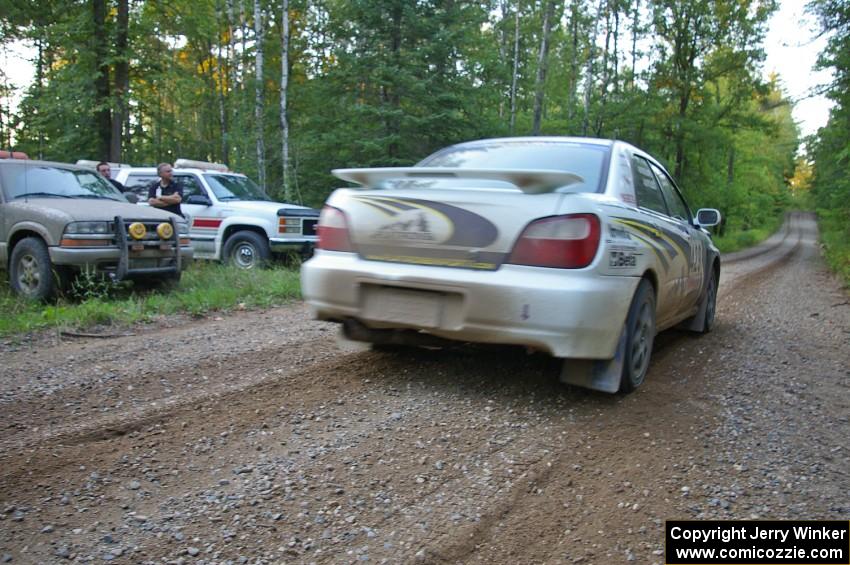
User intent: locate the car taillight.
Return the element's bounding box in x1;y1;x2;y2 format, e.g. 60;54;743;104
317;205;354;252
508;213;601;269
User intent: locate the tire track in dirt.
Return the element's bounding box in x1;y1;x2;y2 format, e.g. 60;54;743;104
1;212;846;564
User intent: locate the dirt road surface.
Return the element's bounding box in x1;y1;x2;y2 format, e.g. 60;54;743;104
1;212;848;564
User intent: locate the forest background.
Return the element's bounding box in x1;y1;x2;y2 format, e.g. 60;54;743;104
0;0;847;272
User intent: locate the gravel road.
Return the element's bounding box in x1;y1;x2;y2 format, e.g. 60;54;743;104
0;211;847;564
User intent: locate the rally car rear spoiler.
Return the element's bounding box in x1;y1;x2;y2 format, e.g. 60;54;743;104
332;167;584;195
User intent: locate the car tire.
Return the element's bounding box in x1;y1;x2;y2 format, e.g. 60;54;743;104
619;279;656;393
223;231;271;269
9;237;62;300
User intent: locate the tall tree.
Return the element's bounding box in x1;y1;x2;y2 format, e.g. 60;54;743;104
280;0;292;201
92;0;111;158
110;0;129;161
582;0;606;135
253;0;266;189
532;0;556;135
510;3;521;134
808;0;850;279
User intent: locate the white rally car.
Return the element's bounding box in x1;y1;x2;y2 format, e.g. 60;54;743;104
301;137;721;393
113;160;319;268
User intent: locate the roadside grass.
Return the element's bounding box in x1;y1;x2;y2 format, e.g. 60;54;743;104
0;261;302;337
817;207;850;287
713;214;783;254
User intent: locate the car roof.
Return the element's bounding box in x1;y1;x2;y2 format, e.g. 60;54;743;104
445;136;617;148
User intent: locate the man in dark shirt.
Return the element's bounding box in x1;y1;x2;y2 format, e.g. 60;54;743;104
96;161;127;192
148;162;183;217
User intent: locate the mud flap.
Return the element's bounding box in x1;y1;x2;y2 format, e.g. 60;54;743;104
680;296;707;332
559;325;626;393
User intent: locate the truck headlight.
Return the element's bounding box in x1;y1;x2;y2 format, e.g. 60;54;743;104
65;221;110;235
176;221;190;235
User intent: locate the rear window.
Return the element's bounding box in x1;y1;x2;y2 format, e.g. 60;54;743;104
0;163;123;201
417;140;609;193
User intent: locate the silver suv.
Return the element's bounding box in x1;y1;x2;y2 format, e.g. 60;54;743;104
114;159;319;268
0;157;193;299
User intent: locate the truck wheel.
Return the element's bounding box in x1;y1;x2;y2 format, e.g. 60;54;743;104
9;237;62;300
619;279;656;393
223;231;270;269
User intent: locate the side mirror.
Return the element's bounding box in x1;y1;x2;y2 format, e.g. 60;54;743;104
695;208;721;227
186;194;212;206
124;193;139;204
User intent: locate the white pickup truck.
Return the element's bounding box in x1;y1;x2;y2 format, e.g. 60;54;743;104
112;159;319;268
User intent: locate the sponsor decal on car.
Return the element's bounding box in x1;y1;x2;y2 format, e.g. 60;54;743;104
353;196;502;270
354;196;498;247
611;217;692;272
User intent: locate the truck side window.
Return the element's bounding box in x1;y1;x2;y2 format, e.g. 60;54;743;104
176;175;204;199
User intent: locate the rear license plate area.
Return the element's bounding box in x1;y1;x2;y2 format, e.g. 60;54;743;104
362;286;443;328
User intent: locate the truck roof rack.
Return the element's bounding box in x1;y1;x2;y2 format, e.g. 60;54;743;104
75;160;131;169
174;158;229;172
1;151;30;160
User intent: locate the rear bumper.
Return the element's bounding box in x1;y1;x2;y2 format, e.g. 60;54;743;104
301;251;639;359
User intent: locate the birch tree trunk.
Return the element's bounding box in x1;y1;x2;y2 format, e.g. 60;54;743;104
631;0;639;89
509;3;520;135
595;2;611;135
226;0;238;84
216;30;229;163
582;0;606;135
254;0;266;189
613;6;619;94
280;0;292;202
567;0;579;123
532;0;555;135
498;0;510;119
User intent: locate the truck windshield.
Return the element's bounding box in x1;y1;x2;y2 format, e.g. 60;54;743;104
0;163;124;201
204;174;272;201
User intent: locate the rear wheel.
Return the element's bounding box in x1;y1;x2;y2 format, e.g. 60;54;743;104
9;237;63;301
619;279;656;393
223;231;270;269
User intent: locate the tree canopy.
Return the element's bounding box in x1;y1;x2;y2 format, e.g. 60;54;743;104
1;0;800;233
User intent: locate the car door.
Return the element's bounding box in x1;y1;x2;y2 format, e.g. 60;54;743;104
629;154;690;325
649;163;705;310
176;173;218;256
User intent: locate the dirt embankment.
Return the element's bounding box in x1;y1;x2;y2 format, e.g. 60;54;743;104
0;212;847;564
